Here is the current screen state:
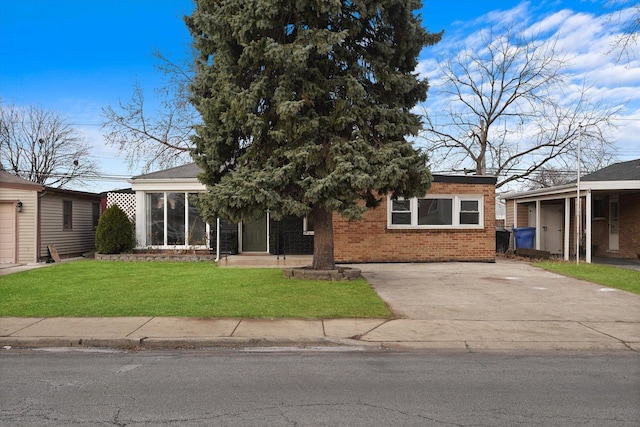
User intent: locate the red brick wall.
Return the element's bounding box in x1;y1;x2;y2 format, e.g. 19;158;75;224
619;193;640;259
591;204;608;257
333;181;496;263
590;193;640;259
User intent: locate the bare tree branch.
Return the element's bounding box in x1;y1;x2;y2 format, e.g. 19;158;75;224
605;0;639;63
421;27;621;189
0;103;100;188
101;52;198;172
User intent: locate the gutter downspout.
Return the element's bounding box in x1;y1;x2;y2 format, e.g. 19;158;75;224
586;189;592;263
37;190;46;262
576;125;582;265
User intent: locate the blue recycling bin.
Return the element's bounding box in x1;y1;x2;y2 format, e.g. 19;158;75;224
513;227;535;249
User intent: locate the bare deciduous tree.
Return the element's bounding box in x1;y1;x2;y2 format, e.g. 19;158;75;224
0;103;99;188
421;27;620;189
605;0;639;63
101;52;197;172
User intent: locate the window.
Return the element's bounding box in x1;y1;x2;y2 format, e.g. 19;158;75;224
146;192;208;247
147;193;165;245
303;216;314;235
460;200;480;224
166;193;186;245
187;194;207;245
593;199;606;219
391;199;412;225
418;198;452;225
63;201;72;230
92;203;100;230
388;195;483;228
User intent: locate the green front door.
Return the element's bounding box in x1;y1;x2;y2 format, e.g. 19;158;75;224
242;215;267;252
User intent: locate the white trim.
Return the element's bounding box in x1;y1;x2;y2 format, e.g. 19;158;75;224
266;211;271;250
581;181;640;191
535;200;541;250
135;190;209;249
586;190;592;263
564;197;571;261
131;179;206;192
303;216;314;235
502;181;640;202
387;195;484;229
215;217;220;261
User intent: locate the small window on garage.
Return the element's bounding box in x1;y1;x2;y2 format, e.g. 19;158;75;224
92;202;100;230
63;200;73;230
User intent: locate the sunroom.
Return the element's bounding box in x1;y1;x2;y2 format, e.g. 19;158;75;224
130;164;210;250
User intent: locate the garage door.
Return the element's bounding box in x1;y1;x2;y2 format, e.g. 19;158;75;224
0;203;16;263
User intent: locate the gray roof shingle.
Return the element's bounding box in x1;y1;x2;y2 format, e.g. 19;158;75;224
0;170;44;189
132;163;202;180
582;158;640;181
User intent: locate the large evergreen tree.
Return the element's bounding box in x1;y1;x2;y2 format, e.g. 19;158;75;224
186;0;440;269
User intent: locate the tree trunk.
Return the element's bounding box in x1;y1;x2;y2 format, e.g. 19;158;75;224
311;204;335;270
476;119;487;175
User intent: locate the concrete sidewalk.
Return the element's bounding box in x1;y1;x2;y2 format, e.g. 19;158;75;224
1;315;638;352
1;259;639;352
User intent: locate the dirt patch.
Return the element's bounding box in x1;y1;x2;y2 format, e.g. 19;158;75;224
283;266;362;281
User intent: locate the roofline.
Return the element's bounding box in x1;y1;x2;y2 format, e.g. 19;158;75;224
0;181;45;192
42;187;102;200
432;174;497;185
502;180;640;201
131;162;200;180
501;183;576;200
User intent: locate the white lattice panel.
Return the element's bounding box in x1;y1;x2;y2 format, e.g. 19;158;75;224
107;192;136;220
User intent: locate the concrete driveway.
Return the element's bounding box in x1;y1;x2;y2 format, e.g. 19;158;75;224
354;259;640;351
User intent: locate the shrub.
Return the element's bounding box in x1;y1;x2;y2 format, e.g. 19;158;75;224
95;205;136;254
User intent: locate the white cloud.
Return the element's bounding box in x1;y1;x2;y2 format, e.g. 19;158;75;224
419;0;640;165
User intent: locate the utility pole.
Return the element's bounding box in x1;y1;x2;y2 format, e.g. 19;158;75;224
576;125;582;265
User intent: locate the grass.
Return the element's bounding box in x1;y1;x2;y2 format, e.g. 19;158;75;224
534;261;640;295
0;260;391;318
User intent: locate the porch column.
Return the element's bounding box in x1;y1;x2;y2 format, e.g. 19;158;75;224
564;197;571;261
266;212;270;253
586;190;592;263
215;217;220;262
135;191;146;248
535;200;541;250
512;202;518;252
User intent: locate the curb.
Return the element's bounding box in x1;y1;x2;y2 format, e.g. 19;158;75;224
0;336;384;351
3;337;636;352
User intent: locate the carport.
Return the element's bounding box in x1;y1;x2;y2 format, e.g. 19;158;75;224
502;159;640;263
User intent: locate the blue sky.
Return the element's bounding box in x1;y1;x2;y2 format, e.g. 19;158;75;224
1;0;638;192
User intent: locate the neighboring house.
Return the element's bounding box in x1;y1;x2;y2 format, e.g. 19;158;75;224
501;159;640;262
0;171;101;263
129;163;497;262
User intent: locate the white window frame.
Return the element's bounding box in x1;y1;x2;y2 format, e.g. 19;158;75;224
303;216;314;235
387;195;484;229
143;191;210;249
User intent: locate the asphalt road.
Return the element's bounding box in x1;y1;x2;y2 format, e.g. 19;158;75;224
1;348;639;426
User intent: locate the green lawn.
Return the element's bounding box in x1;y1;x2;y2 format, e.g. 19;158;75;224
0;261;391;318
534;261;640;295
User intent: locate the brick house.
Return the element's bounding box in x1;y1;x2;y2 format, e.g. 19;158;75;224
501;159;640;262
128;163;497;263
333;176;496;262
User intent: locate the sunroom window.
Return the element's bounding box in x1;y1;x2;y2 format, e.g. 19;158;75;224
146;192;207;247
